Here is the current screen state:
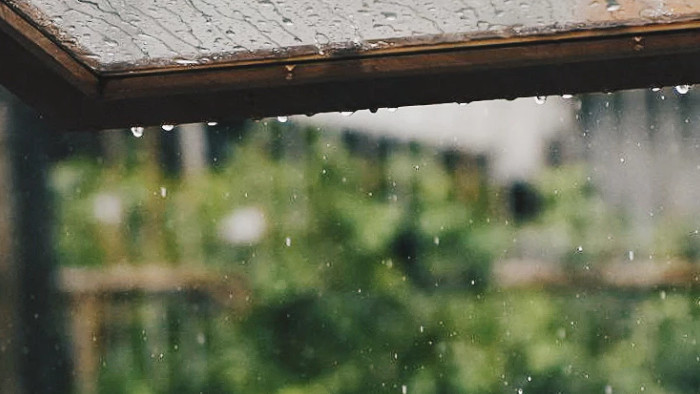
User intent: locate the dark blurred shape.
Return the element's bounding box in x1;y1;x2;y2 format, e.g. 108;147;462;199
547;139;563;167
0;87;72;394
509;181;542;223
256;296;352;379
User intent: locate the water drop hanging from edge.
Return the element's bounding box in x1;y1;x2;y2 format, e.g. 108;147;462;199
534;96;547;104
675;85;691;94
130;127;144;138
277;116;288;123
161;124;174;131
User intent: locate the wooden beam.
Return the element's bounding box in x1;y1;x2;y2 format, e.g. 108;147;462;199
86;25;700;130
2;0;700;130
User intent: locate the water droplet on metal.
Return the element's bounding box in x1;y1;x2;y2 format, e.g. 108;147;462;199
130;127;144;138
534;96;547;104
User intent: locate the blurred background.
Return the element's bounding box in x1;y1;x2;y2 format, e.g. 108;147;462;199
1;88;699;393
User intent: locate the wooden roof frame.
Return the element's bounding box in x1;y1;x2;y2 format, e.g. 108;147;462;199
2;2;700;131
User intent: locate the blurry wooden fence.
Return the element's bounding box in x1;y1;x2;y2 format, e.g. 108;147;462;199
57;260;698;394
59;265;248;394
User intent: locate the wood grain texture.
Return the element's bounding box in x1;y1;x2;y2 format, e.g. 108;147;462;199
6;0;700;72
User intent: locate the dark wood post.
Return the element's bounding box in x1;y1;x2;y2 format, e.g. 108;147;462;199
0;86;71;394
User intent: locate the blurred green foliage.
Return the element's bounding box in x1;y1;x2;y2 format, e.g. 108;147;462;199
51;121;698;393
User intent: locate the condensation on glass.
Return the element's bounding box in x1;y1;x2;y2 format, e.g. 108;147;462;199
6;0;700;72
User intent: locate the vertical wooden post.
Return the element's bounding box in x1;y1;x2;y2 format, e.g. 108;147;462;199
71;294;100;394
0;87;71;393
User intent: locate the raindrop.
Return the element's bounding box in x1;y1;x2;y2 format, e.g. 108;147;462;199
576;246;583;252
341;111;353;116
628;250;634;261
174;58;199;65
130;127;144;138
103;38;118;47
561;94;573;99
675;85;691;94
419;325;424;333
277;116;288;123
660;290;666;300
534;96;547;105
607;1;621;12
382;12;398;21
651;87;661;92
401;385;407;394
161;124;174;131
285;237;291;247
160;187;167;198
527;376;532;382
605;385;613;394
285;64;296;80
387;108;398;112
434;236;440;245
207;121;218;126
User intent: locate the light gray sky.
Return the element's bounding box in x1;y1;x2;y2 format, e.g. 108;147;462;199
294;97;576;182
